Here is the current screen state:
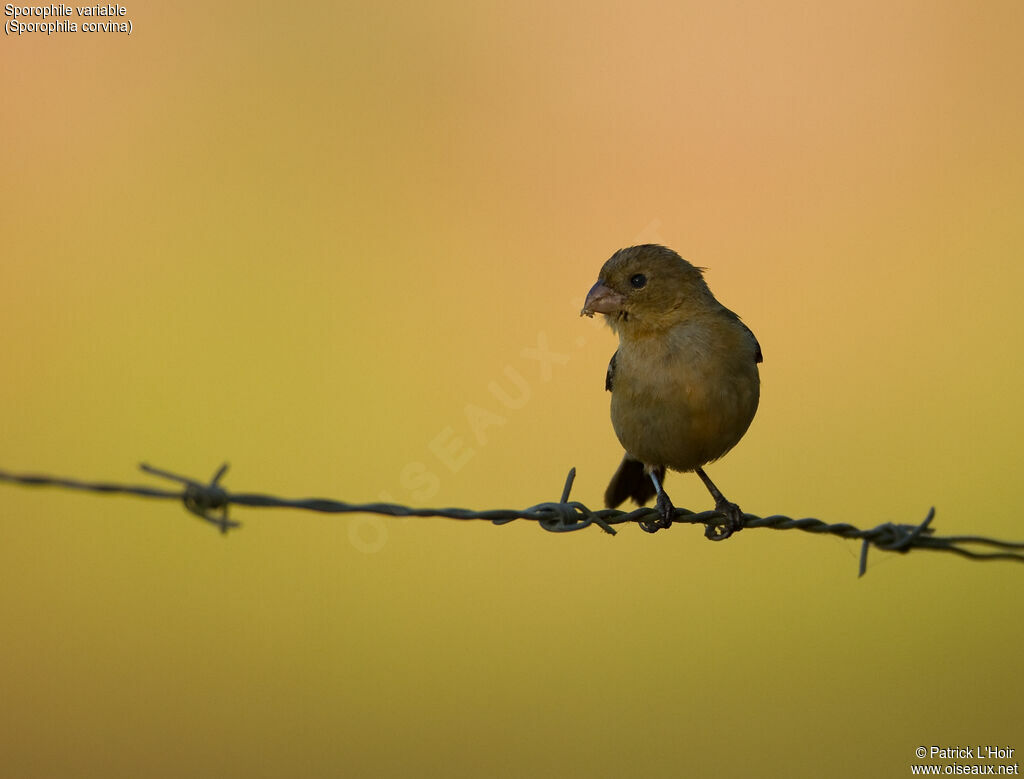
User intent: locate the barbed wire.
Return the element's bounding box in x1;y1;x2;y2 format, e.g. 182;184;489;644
2;462;1023;577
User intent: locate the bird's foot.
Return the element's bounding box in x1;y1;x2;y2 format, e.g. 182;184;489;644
704;500;745;541
640;491;675;533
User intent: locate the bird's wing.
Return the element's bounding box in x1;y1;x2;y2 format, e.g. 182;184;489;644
723;307;763;364
605;350;618;392
741;320;763;364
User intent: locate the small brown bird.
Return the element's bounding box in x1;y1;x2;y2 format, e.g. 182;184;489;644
581;245;761;538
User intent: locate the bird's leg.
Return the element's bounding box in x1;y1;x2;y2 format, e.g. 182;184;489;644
695;467;744;541
640;468;674;533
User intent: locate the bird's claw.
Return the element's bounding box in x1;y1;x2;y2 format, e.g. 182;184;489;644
641;491;675;533
704;500;744;541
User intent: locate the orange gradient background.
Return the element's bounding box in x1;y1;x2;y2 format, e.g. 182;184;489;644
2;2;1022;777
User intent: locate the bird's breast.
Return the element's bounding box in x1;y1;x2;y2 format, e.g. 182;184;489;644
609;322;759;472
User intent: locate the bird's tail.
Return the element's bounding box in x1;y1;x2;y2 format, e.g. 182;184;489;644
604;455;662;508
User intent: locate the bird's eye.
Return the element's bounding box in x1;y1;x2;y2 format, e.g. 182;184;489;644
630;273;647;289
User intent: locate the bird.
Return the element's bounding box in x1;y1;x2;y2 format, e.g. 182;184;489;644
580;244;761;539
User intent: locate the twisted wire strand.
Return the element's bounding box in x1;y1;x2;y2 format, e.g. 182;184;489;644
2;463;1022;577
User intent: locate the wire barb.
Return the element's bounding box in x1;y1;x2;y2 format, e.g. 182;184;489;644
518;467;616;534
2;464;1023;577
140;462;239;534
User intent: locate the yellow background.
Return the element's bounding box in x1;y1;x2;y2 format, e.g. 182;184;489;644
2;2;1022;777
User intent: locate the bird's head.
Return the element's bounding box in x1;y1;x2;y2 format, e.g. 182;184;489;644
580;245;713;333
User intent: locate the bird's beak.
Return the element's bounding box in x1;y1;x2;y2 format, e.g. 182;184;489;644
580;281;625;317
